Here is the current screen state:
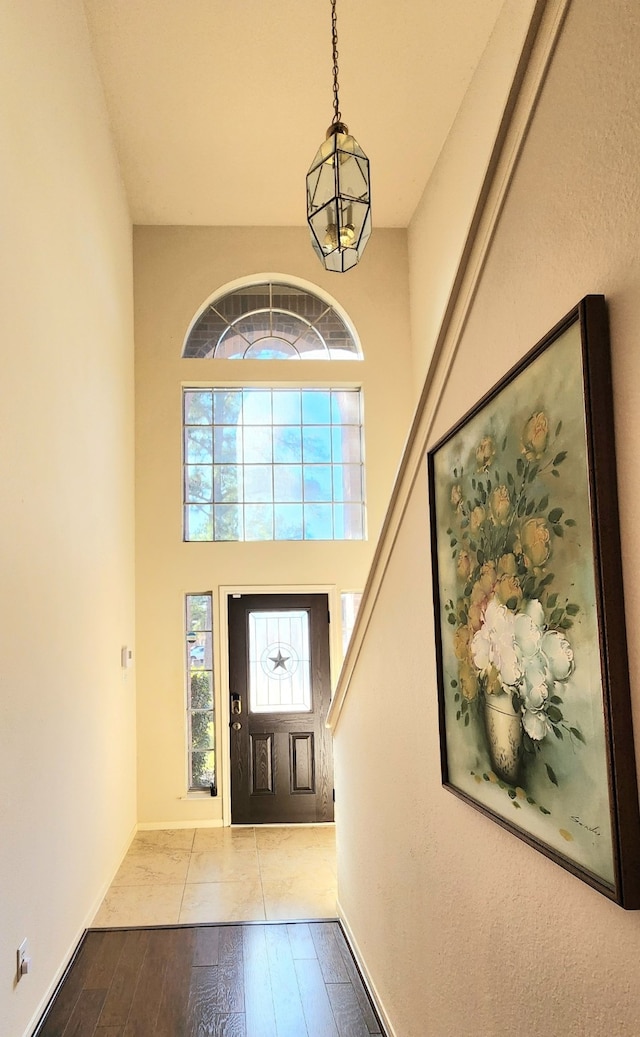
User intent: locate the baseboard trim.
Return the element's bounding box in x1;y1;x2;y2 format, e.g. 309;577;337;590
337;898;397;1037
24;820;137;1037
136;818;224;831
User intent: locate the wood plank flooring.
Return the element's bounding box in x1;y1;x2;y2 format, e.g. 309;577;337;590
35;922;383;1037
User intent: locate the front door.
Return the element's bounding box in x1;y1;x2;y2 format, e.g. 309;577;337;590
228;593;334;824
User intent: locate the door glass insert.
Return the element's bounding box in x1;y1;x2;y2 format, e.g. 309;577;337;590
248;609;311;713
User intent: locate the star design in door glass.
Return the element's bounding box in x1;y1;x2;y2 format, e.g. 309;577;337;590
269;648;290;672
260;640;300;680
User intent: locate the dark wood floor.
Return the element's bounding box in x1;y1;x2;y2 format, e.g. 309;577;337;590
35;921;383;1037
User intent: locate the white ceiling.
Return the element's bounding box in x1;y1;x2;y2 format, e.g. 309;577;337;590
83;0;504;227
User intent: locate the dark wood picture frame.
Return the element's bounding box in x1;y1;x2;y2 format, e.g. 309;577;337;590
427;295;640;907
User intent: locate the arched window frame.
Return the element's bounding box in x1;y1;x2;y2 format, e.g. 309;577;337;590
182;275;363;361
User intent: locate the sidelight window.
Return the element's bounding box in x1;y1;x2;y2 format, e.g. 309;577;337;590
185;592;215;791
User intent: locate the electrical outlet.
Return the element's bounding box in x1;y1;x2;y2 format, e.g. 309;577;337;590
17;939;30;981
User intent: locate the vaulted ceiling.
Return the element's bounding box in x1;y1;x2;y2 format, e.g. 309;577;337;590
83;0;504;227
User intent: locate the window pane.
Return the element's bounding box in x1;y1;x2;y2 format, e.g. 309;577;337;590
191;711;214;750
304;503;333;539
191;750;215;788
341;591;363;654
214;464;241;503
335;502;364;539
272;390;302;424
189;631;212;670
274;465;302;502
185;427;213;464
244;465;273;503
331;389;360;424
248;609;311;713
243;426;273;463
185;504;213;541
184;390;213;425
245;504;273;540
214;426;242;463
274;504;303;540
214;504;242;540
186;465;213;503
187;595;212;631
332;425;362;462
302;389;331;424
191;671;213;709
274;426;302;463
303;426;331;462
213;389;242;424
332;464;362;502
245;338;298;359
243;389;272;424
304;465;332;502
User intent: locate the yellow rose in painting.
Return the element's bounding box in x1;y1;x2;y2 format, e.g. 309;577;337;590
450;484;463;510
521;516;551;568
459;660;479;701
453;623;472;662
497;552;517;576
457;550;471;581
475;436;495;472
470;505;486;532
489;485;511;525
468;563;497;631
522;411;549;460
476;562;497;596
495;574;523;608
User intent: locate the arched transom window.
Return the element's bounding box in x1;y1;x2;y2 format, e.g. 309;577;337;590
182;280;362;360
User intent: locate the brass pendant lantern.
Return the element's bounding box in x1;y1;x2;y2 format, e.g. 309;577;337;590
306;0;372;272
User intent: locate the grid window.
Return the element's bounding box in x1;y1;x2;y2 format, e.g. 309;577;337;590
185;593;215;791
183;388;366;542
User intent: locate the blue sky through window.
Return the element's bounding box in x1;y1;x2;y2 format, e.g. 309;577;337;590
183;388;365;542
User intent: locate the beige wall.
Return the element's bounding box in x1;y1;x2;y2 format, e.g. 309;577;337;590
333;2;640;1035
133;227;412;825
408;0;538;395
0;3;136;1035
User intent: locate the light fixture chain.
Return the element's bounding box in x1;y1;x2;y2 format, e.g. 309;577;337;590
331;0;341;124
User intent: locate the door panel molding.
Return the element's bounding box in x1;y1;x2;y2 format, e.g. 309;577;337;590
290;733;316;794
250;733;275;795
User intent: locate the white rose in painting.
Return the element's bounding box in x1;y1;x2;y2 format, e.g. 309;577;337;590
471;600;522;688
471;596;574;742
540;630;574;680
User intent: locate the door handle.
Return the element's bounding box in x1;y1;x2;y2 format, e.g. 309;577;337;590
231;693;242;715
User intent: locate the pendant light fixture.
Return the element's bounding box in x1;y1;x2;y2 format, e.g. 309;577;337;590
306;0;372;272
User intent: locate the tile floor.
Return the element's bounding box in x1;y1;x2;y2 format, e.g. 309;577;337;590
92;825;337;928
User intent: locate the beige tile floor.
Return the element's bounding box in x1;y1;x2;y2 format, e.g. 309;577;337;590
92;825;336;928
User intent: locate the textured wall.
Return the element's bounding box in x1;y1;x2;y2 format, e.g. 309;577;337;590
0;4;136;1035
335;1;640;1034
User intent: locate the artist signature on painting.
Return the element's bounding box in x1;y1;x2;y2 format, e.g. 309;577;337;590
571;815;601;836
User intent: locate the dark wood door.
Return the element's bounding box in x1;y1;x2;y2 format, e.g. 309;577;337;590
228;593;334;824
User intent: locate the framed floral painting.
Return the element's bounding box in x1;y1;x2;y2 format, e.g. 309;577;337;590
428;295;640;907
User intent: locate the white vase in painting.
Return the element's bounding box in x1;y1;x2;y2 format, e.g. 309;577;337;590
484;691;522;784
